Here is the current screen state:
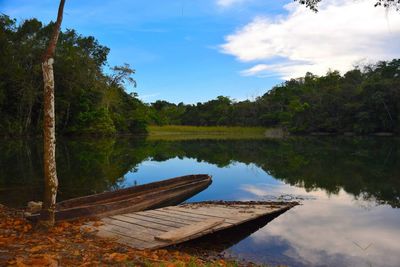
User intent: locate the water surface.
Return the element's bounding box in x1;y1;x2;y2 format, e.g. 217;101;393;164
0;137;399;266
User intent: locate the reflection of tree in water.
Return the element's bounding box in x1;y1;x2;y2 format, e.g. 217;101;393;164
147;138;400;208
1;137;399;208
0;137;149;207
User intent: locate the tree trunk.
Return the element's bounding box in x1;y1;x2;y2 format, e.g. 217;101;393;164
40;58;58;226
39;0;66;228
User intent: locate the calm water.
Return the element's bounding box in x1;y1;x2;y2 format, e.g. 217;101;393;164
1;137;399;266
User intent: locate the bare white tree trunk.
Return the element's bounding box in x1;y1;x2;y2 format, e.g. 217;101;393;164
41;58;58;226
39;0;66;228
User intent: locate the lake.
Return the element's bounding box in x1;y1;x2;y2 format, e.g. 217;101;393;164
0;137;399;266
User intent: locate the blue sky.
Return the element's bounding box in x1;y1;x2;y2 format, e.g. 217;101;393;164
1;0;399;103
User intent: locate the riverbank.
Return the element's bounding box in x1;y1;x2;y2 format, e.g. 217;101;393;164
147;125;271;140
0;205;254;266
147;126;399;140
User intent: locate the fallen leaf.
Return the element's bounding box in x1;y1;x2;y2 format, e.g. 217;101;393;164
25;255;58;267
106;252;129;262
15;257;28;267
47;237;56;244
92;221;104;227
29;245;50;253
73;250;81;256
13;220;23;226
23;225;32;232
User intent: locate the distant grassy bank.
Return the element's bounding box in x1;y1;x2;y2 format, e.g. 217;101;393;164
147;125;272;140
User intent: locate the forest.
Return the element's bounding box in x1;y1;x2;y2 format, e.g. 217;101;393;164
0;15;147;136
149;61;400;134
1;15;399;136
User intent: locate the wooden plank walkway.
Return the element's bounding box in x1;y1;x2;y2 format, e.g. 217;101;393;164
85;201;296;250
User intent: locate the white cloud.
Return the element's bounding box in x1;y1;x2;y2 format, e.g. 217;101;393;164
240;64;271;76
216;0;250;7
220;0;400;79
139;93;160;101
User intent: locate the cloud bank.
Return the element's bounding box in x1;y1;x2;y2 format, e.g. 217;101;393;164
220;0;400;79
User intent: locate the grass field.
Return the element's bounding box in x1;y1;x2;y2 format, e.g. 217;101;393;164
147;125;270;140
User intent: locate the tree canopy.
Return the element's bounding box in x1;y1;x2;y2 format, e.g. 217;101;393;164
296;0;400;11
0;15;147;136
149;59;400;135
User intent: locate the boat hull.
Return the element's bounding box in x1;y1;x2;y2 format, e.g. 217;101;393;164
28;174;212;221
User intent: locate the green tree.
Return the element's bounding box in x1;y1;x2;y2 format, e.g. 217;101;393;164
0;15;147;137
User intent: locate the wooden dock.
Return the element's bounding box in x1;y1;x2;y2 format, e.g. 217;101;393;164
86;201;297;250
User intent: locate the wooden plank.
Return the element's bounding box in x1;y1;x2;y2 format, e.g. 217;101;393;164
155;208;213;220
174;205;279;218
157;209;238;225
99;222;155;242
155;218;225;242
122;213;187;228
141;210;236;230
180;204;279;215
98;224;152;244
146;221;236;250
110;214;174;232
169;205;266;215
140;210;204;223
158;208;236;223
137;210;193;225
163;207;248;222
101;217;165;240
98;224;166;249
96;229;150;249
157;224;226;246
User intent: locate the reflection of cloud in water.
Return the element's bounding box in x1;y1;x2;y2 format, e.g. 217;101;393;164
240;182;321;201
233;184;400;266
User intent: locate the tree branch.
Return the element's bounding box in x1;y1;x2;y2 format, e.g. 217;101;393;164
43;0;66;60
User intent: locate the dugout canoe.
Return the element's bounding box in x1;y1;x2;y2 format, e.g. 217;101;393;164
28;174;212;221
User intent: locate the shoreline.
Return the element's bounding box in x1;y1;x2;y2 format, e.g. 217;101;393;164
0;126;398;141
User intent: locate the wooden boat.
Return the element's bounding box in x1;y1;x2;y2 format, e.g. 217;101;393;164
87;201;298;250
28;174;212;221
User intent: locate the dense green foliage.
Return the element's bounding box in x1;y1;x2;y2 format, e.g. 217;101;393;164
0;15;147;136
149;60;400;135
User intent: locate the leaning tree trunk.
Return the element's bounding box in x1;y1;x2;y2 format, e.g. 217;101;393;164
39;0;66;228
